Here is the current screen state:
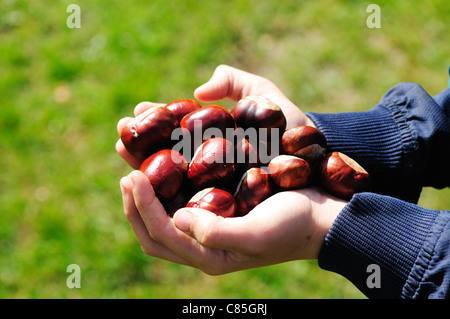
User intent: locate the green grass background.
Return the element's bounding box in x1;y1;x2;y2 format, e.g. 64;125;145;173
0;0;449;298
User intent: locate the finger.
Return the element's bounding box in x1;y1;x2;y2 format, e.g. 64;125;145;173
194;65;315;129
134;101;166;117
115;139;142;170
194;64;272;102
117;117;132;135
129;170;172;238
120;175;193;266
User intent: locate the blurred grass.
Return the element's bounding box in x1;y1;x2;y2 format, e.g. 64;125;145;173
0;0;448;298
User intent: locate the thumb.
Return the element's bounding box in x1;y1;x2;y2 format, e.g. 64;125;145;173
194;64;272;102
173;208;256;253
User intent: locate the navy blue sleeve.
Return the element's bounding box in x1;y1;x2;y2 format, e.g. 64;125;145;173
318;192;450;298
306;83;450;203
306;82;450;298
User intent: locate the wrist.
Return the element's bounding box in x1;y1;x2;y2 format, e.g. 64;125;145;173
310;191;347;259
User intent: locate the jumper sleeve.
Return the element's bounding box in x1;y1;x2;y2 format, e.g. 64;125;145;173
307;83;450;298
318;192;450;298
306;83;450;203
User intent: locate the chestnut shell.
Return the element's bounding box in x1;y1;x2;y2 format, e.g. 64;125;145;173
121;106;178;160
233;96;286;141
140;149;188;202
163;182;193;216
180;104;236;153
233;167;273;216
318;152;371;199
165;99;202;123
187;137;235;190
187;187;237;218
281;126;327;163
268;155;312;189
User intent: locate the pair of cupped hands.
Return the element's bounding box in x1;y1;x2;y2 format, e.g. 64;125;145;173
116;65;347;275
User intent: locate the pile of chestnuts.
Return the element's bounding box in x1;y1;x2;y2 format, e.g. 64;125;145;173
120;96;371;217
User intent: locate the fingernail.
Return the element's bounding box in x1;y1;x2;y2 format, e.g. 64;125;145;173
194;83;210;97
120;177;127;196
130;170;140;186
194;83;206;92
174;210;192;232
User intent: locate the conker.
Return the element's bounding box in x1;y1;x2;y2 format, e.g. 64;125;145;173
165;99;202;123
318;151;371;200
268;155;312;189
163;182;193;216
180;104;235;153
187;187;237;218
121;106;178;160
139;149;188;202
234;167;273;216
187;137;235;190
234;137;262;173
281;126;327;163
233;96;286;141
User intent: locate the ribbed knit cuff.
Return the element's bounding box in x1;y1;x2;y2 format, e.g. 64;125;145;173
318;192;439;299
306;105;421;203
433;87;450;112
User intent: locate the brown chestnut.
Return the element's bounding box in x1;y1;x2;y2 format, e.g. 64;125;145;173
180;104;236;154
187;137;235;190
233;167;273;216
233;125;276;166
318;151;371;200
187;187;237;218
121;106;178;160
165;99;202;123
233;96;286;142
281;126;327;163
139;149;188;202
163;182;193;216
268;155;312;189
234;137;262;172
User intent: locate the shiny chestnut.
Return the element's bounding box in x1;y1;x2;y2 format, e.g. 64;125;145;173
233;96;286;142
121;106;178;160
139;149;188;202
165;99;202;123
187;187;237;218
318;151;371;200
187;137;235;190
268;155;312;189
234;167;273;216
281;126;327;163
234;137;262;174
180;104;235;154
163;182;193;216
